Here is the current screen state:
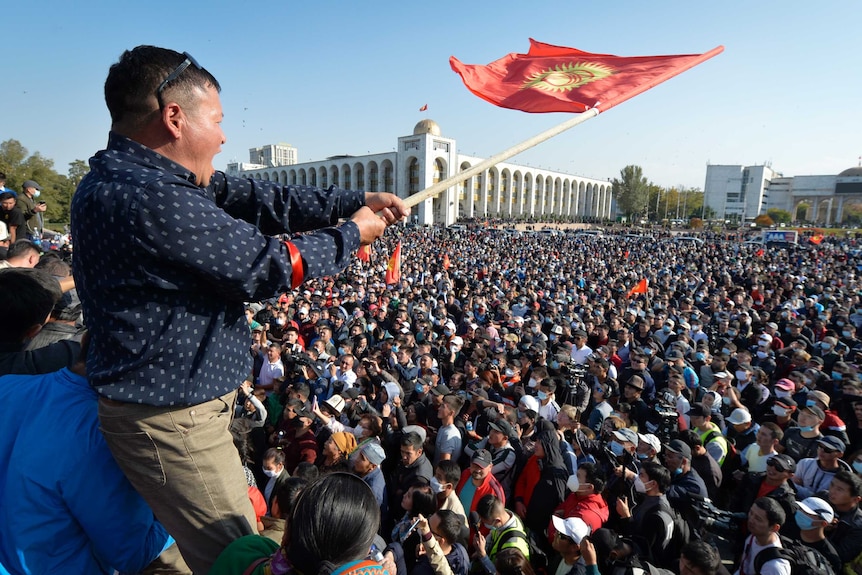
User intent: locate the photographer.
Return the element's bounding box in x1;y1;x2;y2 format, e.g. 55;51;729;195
236;381;268;429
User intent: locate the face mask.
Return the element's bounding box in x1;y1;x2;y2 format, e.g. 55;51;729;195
832;372;842;381
430;477;447;494
275;318;285;326
642;347;653;357
735;370;748;381
636;452;649;461
756;351;768;359
794;511;816;531
821;343;832;351
843;331;852;338
692;325;701;332
609;441;625;457
673;467;683;476
549;359;560;370
662;326;671;334
853;461;862;474
722;396;732;406
695;352;705;361
806;400;817;408
451;345;461;353
263;467;280;478
566;475;580;493
633;476;648;493
802;376;813;386
33;190;41;198
483;522;497;531
837;321;845;327
537;391;549;401
721;348;732;355
549;334;557;342
727;330;737;337
772;406;790;417
799;425;815;433
775;389;791;399
528;378;539;388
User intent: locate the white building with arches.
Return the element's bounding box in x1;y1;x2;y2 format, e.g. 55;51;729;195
227;120;615;226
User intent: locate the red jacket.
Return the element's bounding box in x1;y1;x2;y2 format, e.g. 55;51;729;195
547;492;609;541
455;468;506;512
513;455;541;508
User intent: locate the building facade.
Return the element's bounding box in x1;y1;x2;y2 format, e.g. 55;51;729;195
227;120;614;226
704;164;862;225
249;143;297;167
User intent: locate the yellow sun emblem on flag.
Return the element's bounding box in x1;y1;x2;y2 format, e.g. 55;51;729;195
522;62;614;92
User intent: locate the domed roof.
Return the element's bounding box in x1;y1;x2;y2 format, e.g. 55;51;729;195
838;166;862;178
413;119;441;136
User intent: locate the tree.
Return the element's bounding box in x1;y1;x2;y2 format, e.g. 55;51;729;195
766;208;791;225
753;214;774;227
612;165;649;221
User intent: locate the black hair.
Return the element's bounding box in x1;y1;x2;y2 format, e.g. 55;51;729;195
833;468;862;498
272;476;308;520
476;494;504;521
401;431;424;451
294;461;320;482
7;239;40;260
752;497;786;528
679;429;703;449
263;447;286;466
34;252;70;277
0;268;61;344
680;541;722;575
0;191;14;202
641;461;671;493
434;509;464;544
579;461;606;493
288;473;380;575
105;45;221;133
539;378;557;393
407;478;436;518
436;460;462;486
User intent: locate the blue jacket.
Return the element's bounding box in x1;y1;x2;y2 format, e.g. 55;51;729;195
0;368;171;574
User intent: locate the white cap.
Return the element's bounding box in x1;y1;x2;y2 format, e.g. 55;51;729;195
519;395;540;414
551;516;590;544
637;433;662;454
797;497;835;524
726;408;752;425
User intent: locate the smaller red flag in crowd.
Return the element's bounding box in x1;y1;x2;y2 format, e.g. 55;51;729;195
755;248;765;257
810;234;824;245
385;242;402;285
419;104;428;111
357;244;371;262
627;278;648;297
443;254;451;270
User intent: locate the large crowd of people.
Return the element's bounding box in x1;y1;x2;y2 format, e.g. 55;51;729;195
3;42;862;575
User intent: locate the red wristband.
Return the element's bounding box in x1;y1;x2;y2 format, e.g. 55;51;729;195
284;241;304;288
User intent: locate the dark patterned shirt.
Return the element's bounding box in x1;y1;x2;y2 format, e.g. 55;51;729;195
71;132;363;406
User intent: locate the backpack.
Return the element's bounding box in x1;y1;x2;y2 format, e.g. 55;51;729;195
753;536;836;575
652;507;693;569
497;526;549;574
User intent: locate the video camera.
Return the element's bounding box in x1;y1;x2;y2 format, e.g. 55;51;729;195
688;494;747;537
283;352;324;378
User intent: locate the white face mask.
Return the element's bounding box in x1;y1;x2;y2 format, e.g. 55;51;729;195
735;370;748;382
263;467;280;478
566;474;580;493
775;389;792;399
633;475;648;493
756;351;768;359
430;476;447;494
528;378;539;388
772;405;790;417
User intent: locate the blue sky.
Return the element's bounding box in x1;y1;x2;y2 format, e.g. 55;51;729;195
5;1;861;190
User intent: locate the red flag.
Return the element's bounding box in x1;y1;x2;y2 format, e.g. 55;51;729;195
624;250;630;259
755;248;765;257
357;244;371;262
810;234;823;245
450;39;723;114
443;254;451;270
385;242;402;285
627;278;648;297
419;104;428;111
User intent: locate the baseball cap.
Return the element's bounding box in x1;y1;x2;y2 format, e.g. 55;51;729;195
611;428;638;445
402;425;427;443
774;378;795;391
767;454;797;473
519;395;540;415
726;408;752;425
637;433;662;454
817;436;845;452
430;383;452;396
472;449;493;467
665;439;692;460
796;497;835;523
22;179;41;191
551;516;590;544
713;370;731;380
803;405;826;420
686;403;710;418
489;419;515;437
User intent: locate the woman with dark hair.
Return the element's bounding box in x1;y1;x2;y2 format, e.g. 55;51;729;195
387;479;437;575
210;473;386;575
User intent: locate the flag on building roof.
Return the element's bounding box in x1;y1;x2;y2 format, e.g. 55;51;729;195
450;39;723;114
419;104;428;112
385;242;402;285
357;244;372;262
627;278;648;297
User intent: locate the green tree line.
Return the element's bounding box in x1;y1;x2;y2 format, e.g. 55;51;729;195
0;139;88;227
612;164;707;223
